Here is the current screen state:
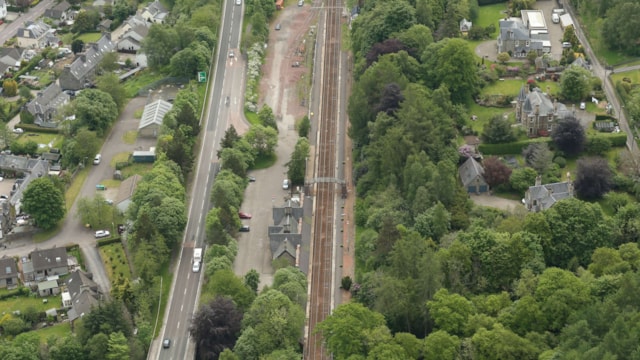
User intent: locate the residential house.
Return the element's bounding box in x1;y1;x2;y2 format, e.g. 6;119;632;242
111;14;148;42
268;199;305;271
497;10;551;58
524;175;573;212
59;33;115;90
458;157;489;194
0;47;22;75
117;24;149;53
62;270;104;322
16;21;58;49
25;83;70;127
1;155;49;215
460;18;472;36
98;19;112;33
138;99;172;137
141;0;169;24
516;85;574;136
37;279;60;297
23;247;68;282
93;0;113;8
559;13;574;30
115;174;142;213
44;1;71;24
0;256;19;289
0;0;7;20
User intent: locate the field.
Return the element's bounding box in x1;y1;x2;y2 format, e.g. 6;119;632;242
99;242;132;284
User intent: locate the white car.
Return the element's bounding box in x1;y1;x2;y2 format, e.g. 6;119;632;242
13;128;24;134
580;102;586;110
192;261;201;273
93;154;101;165
282;179;290;190
95;230;110;238
235;0;241;5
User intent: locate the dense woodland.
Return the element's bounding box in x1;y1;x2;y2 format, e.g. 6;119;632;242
315;0;640;359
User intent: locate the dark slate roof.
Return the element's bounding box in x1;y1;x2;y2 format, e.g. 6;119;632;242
271;200;304;226
17;21;51;39
0;256;18;281
0;47;23;66
67;34;115;81
44;1;70;19
30;247;67;272
527;181;573;211
499;19;530;41
458;157;485;187
146;0;168;17
65;270;99;299
67;287;101;321
273;238;297;260
26;83;69;117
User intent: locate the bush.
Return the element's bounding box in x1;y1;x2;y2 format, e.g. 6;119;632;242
341;276;353;291
0;287;30;301
554;156;567;168
97;236;122;247
13;123;62;134
479;139;552;155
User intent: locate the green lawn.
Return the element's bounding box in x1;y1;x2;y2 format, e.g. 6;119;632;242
481;80;561;98
120;163;154;178
17;133;62;150
153;264;173;337
253;153;277;169
33;322;71;342
123;131;138;144
123;70;166;98
244;111;260;126
99;242;132;285
467;102;513;133
612;71;640;86
0;293;62;314
74;32;102;43
476;3;508;38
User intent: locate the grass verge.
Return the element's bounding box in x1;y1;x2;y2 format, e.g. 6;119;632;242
123;131;138;144
253;153;277;169
99;242;132;285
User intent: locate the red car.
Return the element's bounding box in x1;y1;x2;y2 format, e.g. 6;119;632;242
239;211;252;219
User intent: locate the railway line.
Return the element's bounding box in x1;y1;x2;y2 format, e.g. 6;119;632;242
304;0;343;358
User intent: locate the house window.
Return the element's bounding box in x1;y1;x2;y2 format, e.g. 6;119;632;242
547;124;553;131
515;40;520;46
526;40;530;47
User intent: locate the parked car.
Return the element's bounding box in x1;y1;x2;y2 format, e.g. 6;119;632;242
229;50;235;58
93;154;101;165
239;225;250;232
235;0;241;4
248;175;256;182
282;179;290;190
552;13;560;24
163;339;171;349
95;230;110;238
192;261;201;273
239;211;252;219
13;128;24;134
580;102;586;110
275;23;281;31
298;0;304;6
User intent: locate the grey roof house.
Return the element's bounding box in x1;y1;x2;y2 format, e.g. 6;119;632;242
459;157;489;194
524;176;574;212
111;14;148;41
59;33;115;91
460;18;472;34
23;247;68;282
117;24;149;53
0;0;7;20
37;279;60;297
516;85;574;137
16;21;58;49
63;270;104;322
141;0;169;24
268;200;305;269
0;256;19;289
44;1;71;23
0;47;23;75
115;174;142;212
138;99;172;137
497;10;551;58
25;83;70;127
0;154;49;216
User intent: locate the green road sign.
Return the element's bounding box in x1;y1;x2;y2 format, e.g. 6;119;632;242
198;72;206;83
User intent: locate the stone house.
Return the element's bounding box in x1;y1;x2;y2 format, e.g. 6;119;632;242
111;14;148;42
497;10;551;58
59;33;115;90
44;1;71;24
16;21;59;49
141;0;169;24
0;256;19;289
524;175;574;212
0;47;23;75
516;85;574;137
460;18;472;36
62;270;104;322
25;83;70;127
117;24;149;53
458;157;489;194
268;200;305;270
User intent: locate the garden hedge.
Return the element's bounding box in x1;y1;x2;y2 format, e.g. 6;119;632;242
97;236;122;247
15;123;62;134
479;133;627;155
0;286;30;300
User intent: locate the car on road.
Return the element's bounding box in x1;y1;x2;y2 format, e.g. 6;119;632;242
275;23;281;31
248;175;256;182
552;13;560;24
13;128;24;134
239;211;252;219
192;261;201;273
580;102;586;110
235;0;241;4
229;50;235;58
282;179;290;190
239;225;250;232
298;0;304;5
162;339;171;349
93;154;101;165
95;230;110;238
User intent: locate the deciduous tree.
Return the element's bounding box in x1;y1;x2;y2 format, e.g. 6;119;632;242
482;115;516;144
286;137;309;186
482;157;512;188
22;177;65;230
74;89;118;136
574;157;613;199
560;66;592;102
190;296;243;359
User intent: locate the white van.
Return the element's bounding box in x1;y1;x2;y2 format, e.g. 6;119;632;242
194;248;202;263
552;13;560;24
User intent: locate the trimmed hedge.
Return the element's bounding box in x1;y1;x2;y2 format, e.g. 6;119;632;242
595;114;616;121
479;133;627;155
0;286;30;301
97;236;122;247
15;123;62;134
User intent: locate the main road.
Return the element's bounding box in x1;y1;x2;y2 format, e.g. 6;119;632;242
154;0;245;359
0;0;55;45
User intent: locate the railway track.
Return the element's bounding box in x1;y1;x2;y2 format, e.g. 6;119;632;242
304;0;342;358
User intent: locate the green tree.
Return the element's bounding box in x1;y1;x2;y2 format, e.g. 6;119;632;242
62;127;101;168
244;269;260;294
49;336;85;360
96;73;127;110
602;2;640;56
497;52;511;64
414;202;451;241
422;38;480;103
551;116;586;156
482;115;516;144
509;167;537;194
574;157;613;200
427;288;474;336
351;0;416;57
106;331;129;360
244;124;278;157
99;52;120;73
258;105;278;131
3;79;18;97
286;137;310;186
560;66;592;102
316;303;388;359
146;197;187;248
298;115;310;138
272;267;308;307
423;330;461;360
535;267;590;331
142;24;180;69
22;177;65;230
74;89;118;136
204;269;255;311
471;324;541;360
190;296;243;359
76;195;116;229
72;10;100;33
19;86;33;101
71;39;84;54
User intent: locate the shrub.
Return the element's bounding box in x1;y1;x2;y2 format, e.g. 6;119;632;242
554;156;567;168
341;276;353;291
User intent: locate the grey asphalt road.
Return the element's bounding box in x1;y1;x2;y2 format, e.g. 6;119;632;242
154;0;245;359
0;0;55;45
